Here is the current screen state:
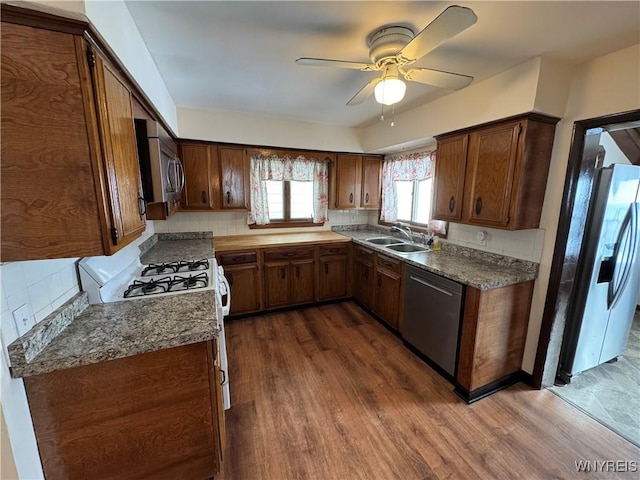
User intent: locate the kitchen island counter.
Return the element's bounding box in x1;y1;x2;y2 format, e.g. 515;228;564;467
8;290;218;378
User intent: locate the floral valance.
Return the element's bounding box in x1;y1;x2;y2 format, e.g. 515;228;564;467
380;150;436;222
248;154;329;225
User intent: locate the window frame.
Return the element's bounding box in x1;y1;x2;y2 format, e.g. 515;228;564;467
249;180;320;229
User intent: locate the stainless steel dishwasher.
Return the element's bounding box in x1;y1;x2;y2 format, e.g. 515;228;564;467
402;265;464;377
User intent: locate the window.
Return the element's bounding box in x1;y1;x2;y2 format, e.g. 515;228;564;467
264;180;314;222
396;178;433;225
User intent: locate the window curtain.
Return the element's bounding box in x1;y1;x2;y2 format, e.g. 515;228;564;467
380;150;436;222
248;154;329;225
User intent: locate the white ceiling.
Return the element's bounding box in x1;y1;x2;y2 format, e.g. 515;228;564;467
125;1;640;128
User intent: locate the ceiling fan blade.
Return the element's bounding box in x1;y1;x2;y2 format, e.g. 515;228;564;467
404;68;473;90
347;78;381;106
399;6;477;62
295;57;376;71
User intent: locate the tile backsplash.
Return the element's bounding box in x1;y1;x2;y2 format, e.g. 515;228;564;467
153;210;378;236
445;223;545;262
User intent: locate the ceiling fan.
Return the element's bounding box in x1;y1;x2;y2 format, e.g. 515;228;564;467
295;5;478;106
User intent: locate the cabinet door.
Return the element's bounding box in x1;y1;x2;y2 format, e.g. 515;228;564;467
361;156;381;209
219;147;247;210
433;135;468;221
180;143;214;210
334;155;361;208
373;268;402;329
92;53;146;250
290;259;315;305
353;257;374;308
318;256;348;300
465;122;521;227
264;261;290;308
225;264;261;314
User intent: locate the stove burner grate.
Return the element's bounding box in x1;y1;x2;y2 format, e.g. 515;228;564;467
124;276;172;298
141;259;210;276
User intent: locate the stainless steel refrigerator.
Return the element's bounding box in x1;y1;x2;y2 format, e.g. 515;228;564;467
558;163;640;381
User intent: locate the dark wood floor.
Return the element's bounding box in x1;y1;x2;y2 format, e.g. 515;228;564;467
220;301;639;479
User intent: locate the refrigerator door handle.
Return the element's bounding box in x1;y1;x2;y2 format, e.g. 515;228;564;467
607;204;638;308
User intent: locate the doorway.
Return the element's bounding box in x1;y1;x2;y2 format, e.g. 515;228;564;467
533;110;640;446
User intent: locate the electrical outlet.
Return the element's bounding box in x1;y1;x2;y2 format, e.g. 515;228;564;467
476;230;488;246
12;304;35;337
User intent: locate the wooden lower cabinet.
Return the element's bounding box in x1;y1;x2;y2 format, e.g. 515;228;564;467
290;259;315;304
263;247;315;309
353;246;374;309
224;263;262;315
455;280;534;402
24;341;225;480
372;254;404;330
318;245;349;301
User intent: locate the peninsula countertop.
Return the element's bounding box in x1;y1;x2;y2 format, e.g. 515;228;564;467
9;290;218;378
342;230;538;290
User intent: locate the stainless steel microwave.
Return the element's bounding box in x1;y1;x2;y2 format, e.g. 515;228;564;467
135;119;184;212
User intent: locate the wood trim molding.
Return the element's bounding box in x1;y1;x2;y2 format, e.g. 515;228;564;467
0;3;88;35
435;112;560;140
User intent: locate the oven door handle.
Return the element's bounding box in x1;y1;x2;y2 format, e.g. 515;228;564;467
219;269;231;316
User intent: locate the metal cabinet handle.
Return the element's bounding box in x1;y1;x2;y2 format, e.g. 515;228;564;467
365;192;369;203
377;275;382;287
227;273;233;286
281;267;286;279
349;192;353;203
324;263;329;274
285;252;296;257
379;258;393;268
220;369;226;385
364;269;369;279
475;196;483;215
226;191;231;204
449;196;455;212
232;256;246;263
296;266;300;277
137;193;147;219
201;190;207;204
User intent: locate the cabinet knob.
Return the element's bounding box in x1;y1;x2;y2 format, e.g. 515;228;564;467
349;192;353;204
201;191;207;204
365;192;369;203
475;196;483;215
449;196;455;213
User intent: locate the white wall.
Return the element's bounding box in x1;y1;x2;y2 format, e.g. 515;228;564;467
153;210;373;237
522;44;640;375
83;0;178;133
177;107;363;152
446;225;545;263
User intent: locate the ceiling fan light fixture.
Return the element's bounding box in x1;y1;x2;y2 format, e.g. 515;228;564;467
374;76;406;105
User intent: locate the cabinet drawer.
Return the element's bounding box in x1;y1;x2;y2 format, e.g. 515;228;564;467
264;247;314;261
376;254;402;274
218;251;257;265
354;245;374;261
319;244;348;256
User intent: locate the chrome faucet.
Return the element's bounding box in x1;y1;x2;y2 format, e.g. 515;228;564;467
390;223;413;242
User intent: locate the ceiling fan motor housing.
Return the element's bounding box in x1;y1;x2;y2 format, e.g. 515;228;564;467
367;26;414;65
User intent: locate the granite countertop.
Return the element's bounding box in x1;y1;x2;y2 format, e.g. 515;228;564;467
140;232;214;264
8;290;218;378
213;231;350;252
341;229;538;290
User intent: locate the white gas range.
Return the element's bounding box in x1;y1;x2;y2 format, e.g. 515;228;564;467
78;244;231;410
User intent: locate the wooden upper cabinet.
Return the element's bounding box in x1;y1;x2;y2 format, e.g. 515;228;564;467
0;21;145;261
465;122;521;227
180;143;216;210
334;154;361;208
433;114;558;230
432;135;468;221
361;156;382;209
331;154;382;209
219;147;248;210
92;52;146;247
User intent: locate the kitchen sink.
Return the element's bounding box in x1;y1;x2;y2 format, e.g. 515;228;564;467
365;237;405;245
385;243;430;253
